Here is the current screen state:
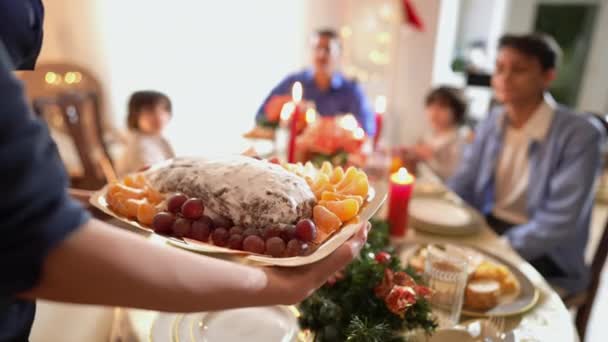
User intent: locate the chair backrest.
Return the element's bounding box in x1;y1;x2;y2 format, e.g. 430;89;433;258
19;63;117;189
576;216;608;340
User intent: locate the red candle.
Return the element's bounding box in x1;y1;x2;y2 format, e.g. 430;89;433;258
287;82;303;163
388;167;415;237
374;95;386;149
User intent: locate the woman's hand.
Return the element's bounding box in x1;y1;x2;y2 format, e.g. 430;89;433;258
260;222;369;304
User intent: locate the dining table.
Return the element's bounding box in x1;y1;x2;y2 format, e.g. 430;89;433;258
29;163;580;342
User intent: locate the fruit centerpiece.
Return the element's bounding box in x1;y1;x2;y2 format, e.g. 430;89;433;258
299;220;437;341
295;115;369;167
101;156;373;259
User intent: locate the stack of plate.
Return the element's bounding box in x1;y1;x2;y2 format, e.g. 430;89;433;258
409;197;482;236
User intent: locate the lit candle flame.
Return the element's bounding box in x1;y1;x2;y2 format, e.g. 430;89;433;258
391;167;414;185
339;114;358;132
292;82;303;103
280;102;296;121
353;127;365;140
375;95;387;114
305;108;317;124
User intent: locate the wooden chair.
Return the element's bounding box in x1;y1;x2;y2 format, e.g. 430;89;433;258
20;63;119;189
58;91;117;188
563;221;608;341
562;113;608;341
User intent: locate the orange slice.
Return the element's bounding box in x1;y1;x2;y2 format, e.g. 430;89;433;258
330;166;345;184
123;173;147;189
313;205;342;234
137;200;158;226
321;192;364;207
318;199;360;222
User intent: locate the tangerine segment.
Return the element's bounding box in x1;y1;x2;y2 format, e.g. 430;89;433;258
137;201;158;226
336;167;359;190
123;173;147;189
107;183;146;200
330;166;345;184
318;199;360;222
320;192;364;207
313;184;336;200
320;161;333;176
145;186;165;204
313;205;342;234
338;175;369;198
125;198;141;218
107;193;129;217
313;229;330;244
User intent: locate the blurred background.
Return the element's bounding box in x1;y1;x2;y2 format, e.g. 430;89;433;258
28;0;608;156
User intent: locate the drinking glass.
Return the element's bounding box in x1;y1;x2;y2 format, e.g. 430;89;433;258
424;244;468;328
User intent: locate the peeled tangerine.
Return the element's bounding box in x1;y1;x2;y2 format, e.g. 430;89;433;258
339;176;369;198
321;191;364;207
336;167;358;190
330;166;345;184
123;173;147;189
137;201;158;226
107;182;146;200
318;199;360;222
313;205;342;235
320;161;333;176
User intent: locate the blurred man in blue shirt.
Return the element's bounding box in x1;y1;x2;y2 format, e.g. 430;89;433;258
448;34;603;295
255;29;375;135
0;4;367;341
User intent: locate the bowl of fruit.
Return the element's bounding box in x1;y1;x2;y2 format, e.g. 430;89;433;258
90;155;386;266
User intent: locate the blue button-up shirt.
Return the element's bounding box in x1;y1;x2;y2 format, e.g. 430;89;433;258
255;69;376;135
448;104;603;294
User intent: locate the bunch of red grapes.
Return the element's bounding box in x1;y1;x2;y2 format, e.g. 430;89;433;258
152;193;317;257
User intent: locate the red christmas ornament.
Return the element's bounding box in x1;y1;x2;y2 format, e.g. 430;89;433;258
402;0;424;31
375;251;392;264
385;285;417;317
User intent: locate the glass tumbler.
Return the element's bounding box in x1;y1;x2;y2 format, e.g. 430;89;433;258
424;244;469;328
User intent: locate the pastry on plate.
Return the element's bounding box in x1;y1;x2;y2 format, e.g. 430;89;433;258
464;279;501;311
472;261;519;294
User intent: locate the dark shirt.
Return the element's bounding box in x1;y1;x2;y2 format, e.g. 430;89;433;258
255;69;376;135
0;42;89;341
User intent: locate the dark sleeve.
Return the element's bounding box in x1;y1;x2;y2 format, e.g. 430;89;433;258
0;45;90;296
255;74;295;124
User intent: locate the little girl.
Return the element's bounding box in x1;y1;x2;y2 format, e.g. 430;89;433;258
413;86;468;180
117;90;175;175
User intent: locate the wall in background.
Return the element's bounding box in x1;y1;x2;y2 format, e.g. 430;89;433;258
40;0;307;157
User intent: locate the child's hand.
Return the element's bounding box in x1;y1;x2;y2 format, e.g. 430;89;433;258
413;144;434;161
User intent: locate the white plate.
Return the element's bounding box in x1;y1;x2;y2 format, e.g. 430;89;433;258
409;198;482;236
151;306;299;342
410;197;471;227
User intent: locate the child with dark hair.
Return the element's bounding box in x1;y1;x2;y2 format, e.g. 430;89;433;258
413;86;468;180
117;90;175;175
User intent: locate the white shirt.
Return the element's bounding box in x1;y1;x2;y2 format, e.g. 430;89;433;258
117;132;175;176
421;128;465;181
493;97;555;224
